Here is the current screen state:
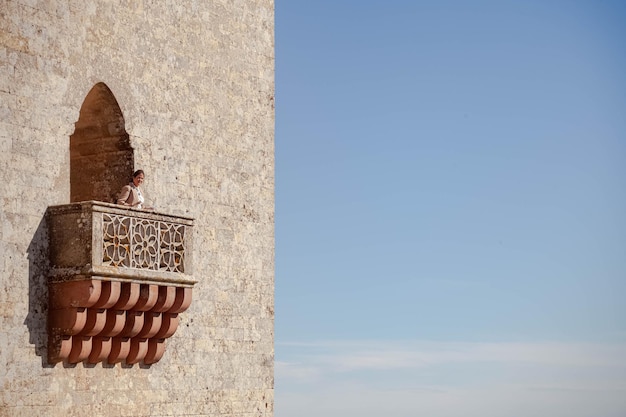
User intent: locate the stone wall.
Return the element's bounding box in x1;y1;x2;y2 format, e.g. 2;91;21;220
0;1;274;416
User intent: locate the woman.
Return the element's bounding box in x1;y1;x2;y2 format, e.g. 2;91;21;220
117;170;149;209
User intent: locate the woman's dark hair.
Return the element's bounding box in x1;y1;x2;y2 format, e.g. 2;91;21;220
132;170;144;178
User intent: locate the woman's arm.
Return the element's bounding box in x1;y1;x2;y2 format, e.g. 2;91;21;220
117;185;132;205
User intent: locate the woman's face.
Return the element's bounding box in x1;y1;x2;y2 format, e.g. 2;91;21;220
133;173;145;187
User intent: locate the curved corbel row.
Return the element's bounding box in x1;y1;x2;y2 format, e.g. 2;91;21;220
48;280;192;365
55;335;167;365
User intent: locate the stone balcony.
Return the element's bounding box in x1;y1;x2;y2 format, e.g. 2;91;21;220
46;201;196;366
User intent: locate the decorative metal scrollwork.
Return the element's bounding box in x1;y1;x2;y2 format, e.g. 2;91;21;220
102;214;185;272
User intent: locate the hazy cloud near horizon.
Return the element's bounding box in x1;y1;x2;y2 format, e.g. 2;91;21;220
276;340;626;417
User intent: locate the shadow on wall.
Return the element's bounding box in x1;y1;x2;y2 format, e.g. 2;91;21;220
24;214;53;367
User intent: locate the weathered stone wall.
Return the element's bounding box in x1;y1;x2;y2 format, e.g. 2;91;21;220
0;0;274;416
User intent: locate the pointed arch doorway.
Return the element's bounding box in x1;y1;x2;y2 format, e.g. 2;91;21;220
70;83;134;203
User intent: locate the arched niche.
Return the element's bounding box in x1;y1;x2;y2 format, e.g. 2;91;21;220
70;83;134;203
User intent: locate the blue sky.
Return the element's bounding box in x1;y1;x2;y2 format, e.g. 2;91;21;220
274;1;626;416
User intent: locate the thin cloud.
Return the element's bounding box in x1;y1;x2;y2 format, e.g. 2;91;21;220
275;360;322;382
276;340;626;417
278;340;626;374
